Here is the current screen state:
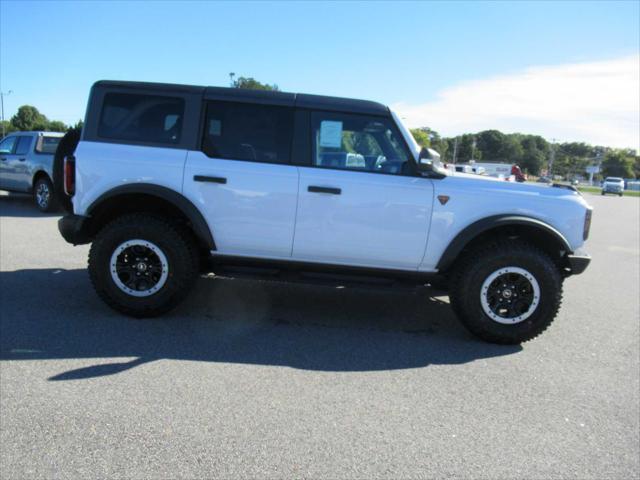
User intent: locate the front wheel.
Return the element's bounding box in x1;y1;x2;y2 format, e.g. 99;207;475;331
88;214;199;317
449;241;563;344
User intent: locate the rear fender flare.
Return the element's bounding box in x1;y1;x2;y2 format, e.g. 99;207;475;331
87;183;215;250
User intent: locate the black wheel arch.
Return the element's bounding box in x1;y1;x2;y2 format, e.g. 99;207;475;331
85;184;215;251
436;215;573;272
32;170;52;189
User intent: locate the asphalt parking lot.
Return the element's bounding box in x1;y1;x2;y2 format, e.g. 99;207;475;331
1;192;638;479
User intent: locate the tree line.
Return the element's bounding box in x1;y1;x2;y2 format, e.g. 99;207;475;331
1;105;82;135
410;127;639;180
3;75;638;180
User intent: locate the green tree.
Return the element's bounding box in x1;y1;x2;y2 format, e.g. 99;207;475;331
410;128;430;148
232;76;279;91
519;136;548;175
47;120;67;132
11;105;49;131
601;150;634;178
499;135;524;163
456;134;480;162
475;130;505;161
633;156;640;179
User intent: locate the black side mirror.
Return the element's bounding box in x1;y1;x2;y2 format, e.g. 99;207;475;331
417;147;441;172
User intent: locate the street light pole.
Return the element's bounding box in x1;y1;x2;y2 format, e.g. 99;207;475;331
1;90;13;138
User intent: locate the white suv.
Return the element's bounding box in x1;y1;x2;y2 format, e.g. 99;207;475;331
56;80;592;344
601;177;624;196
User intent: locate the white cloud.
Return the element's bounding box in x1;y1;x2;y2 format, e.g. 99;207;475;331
393;55;640;150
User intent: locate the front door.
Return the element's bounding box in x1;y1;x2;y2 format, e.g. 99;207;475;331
292;111;434;270
12;136;33;191
182;100;299;258
0;135;18;190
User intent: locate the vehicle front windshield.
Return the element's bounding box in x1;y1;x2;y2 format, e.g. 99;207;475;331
606;178;623;183
390;110;420;160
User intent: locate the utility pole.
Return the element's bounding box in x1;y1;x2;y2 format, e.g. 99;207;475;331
452;137;459;164
548;138;557;178
0;90;12;138
229;72;235;88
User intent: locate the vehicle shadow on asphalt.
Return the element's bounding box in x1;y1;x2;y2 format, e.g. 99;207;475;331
0;192;63;218
0;269;522;380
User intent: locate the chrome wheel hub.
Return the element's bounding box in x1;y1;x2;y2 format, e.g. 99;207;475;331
36;183;50;207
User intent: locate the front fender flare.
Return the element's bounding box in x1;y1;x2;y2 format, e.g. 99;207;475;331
436;215;572;271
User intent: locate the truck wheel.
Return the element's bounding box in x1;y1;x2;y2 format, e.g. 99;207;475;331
601;191;605;195
33;176;57;212
449;241;563;344
88;214;199;317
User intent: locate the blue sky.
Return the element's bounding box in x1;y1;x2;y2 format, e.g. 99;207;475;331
1;1;639;147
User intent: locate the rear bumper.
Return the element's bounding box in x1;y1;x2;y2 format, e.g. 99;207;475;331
58;214;92;245
566;248;591;275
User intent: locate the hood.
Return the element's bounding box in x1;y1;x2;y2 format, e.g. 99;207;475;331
444;171;583;198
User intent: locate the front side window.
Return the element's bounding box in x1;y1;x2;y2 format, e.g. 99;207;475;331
98;93;185;144
0;136;17;154
311;112;412;175
15;136;33;155
202;101;293;164
36;136;61;154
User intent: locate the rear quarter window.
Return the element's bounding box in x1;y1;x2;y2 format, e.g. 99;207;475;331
98;93;185;145
35;136;61;154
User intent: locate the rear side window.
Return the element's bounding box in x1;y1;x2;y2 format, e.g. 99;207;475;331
201;101;293;164
15;136;33;155
98;93;185;145
35;136;60;154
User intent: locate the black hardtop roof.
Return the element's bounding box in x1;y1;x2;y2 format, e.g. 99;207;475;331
93;80;389;116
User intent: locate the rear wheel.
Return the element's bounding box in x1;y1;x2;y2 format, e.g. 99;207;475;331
88;214;199;317
449;241;563;344
33;176;56;212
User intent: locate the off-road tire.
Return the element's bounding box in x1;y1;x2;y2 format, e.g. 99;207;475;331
33;176;57;212
449;240;563;344
88;214;199;317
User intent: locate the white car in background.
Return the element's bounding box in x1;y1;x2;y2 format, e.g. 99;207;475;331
601;177;624;196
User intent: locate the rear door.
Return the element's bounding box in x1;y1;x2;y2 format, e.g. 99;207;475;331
182;100;299;258
292;111;434;270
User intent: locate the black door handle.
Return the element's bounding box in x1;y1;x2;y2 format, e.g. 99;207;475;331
18;158;26;162
194;175;227;184
308;185;341;195
0;158;6;161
